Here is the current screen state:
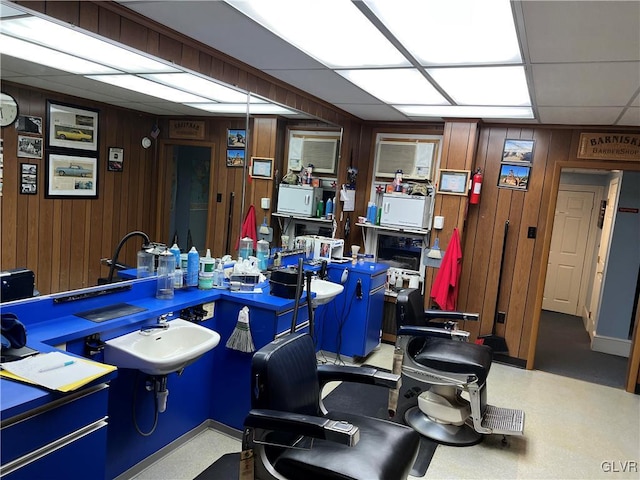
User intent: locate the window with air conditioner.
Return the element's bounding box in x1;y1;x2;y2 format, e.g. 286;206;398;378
286;129;341;174
374;134;440;180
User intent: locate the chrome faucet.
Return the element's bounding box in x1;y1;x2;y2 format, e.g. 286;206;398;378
140;313;171;333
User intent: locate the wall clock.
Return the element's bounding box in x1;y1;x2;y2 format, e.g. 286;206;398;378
0;92;19;128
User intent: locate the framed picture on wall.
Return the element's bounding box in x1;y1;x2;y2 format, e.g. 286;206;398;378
502;139;534;164
436;169;470;196
497;163;530;191
46;101;99;153
227;148;245;167
107;147;124;172
227;129;246;148
20;163;37;195
45;152;98;198
17;135;43;159
250;157;274;179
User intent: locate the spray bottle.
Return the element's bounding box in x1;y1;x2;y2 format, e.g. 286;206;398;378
186;246;199;287
169;243;183;289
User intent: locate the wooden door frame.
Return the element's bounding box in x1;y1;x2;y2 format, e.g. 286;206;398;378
528;160;640;394
155;140;217;248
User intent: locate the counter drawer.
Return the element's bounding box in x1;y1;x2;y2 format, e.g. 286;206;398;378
1;383;109;465
1;418;108;480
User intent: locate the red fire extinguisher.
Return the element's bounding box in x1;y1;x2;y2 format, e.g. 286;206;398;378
470;168;483;204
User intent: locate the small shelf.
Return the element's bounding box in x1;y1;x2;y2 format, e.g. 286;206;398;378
273;212;333;223
355;222;430;236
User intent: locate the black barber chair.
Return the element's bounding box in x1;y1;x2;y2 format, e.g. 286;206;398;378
242;332;420;480
390;288;524;446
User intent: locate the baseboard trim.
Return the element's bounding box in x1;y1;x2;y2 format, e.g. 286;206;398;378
492;353;526;368
591;334;631;358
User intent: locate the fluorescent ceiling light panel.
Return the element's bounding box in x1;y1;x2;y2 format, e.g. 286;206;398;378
396;105;534;119
337;69;448;104
0;34;120;75
86;75;211;103
0;3;25;18
226;0;409;68
363;0;521;65
142;73;249;103
428;66;531;106
187;103;297;115
2;17;178;73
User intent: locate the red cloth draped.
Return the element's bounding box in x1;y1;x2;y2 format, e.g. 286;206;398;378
235;205;258;250
430;228;462;311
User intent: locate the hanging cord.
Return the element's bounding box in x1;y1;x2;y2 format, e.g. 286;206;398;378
132;371;159;436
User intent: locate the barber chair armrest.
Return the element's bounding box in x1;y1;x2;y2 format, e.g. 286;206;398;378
397;325;458;339
424;310;479;322
318;364;400;390
245;409;360;447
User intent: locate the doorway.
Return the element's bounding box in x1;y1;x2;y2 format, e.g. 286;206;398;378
535;168;637;389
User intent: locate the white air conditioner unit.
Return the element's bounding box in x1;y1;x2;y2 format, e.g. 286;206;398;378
287;130;340;174
375;140;436;180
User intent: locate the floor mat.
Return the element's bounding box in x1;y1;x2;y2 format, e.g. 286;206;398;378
74;303;147;323
195;452;239;479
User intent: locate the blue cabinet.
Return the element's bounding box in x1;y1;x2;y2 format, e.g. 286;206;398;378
317;263;388;359
1;384;109;480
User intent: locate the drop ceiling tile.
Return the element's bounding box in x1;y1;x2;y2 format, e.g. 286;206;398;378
537;106;623;125
333;103;408;121
117;1;322;71
533;62;640;106
618;107;640;126
262;68;382;105
522;1;640;63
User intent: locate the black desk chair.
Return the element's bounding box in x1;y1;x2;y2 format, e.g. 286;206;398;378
390;288;524;446
242;332;420;480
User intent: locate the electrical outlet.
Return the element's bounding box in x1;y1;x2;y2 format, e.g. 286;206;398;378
496;311;506;324
527;226;537;239
202;302;215;320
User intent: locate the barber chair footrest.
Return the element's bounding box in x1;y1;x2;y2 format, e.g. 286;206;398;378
480;405;524;435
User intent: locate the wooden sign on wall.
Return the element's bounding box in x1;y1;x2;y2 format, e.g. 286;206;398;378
168;120;206;140
578;133;640;161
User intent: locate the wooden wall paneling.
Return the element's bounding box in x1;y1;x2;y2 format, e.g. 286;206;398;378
100;109;115;280
1;118;18;270
50;201;62;293
69;200;86;288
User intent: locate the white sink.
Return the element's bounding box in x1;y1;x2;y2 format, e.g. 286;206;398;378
304;278;344;307
104;319;220;375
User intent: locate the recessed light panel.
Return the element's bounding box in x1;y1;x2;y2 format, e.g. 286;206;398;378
86;75;211;103
337;69;448;104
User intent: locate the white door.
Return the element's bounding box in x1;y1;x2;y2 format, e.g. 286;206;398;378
589;177;620;332
543;189;595;314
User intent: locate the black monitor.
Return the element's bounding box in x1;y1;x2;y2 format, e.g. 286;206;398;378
1;268;36;303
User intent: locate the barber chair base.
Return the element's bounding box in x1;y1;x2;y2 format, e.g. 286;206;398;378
405;406;483;446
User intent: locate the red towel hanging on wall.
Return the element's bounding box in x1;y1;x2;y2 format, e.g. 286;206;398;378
235;205;258;250
430;228;462;311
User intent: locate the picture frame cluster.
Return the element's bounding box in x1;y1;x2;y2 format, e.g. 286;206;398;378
45;101;100;199
226;129;246;167
498;139;534;191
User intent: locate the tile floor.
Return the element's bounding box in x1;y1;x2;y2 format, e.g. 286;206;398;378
129;343;640;480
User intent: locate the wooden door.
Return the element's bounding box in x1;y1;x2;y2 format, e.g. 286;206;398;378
543;189;595;315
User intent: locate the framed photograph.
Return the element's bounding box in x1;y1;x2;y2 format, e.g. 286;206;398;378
17;135;43;159
108;147;124;172
227;129;246;148
47;101;99;152
502;139;534;164
16;115;43;135
498;163;530;191
20;163;37;195
250;157;274;179
46;153;98;198
436;169;471;196
227;148;245;167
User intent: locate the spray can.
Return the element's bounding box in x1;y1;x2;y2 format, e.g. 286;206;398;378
169;243;183;289
325;197;333;220
186;246;199;287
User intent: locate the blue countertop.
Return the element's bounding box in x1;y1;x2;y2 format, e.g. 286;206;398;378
0;276;310;420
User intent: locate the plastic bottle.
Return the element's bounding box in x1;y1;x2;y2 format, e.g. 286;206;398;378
325;197;333;219
198;249;214;290
214;259;225;287
156;251;175;299
316;199;324;218
239;237;253;260
257;239;269;271
169;243;183;289
186;246;199;287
